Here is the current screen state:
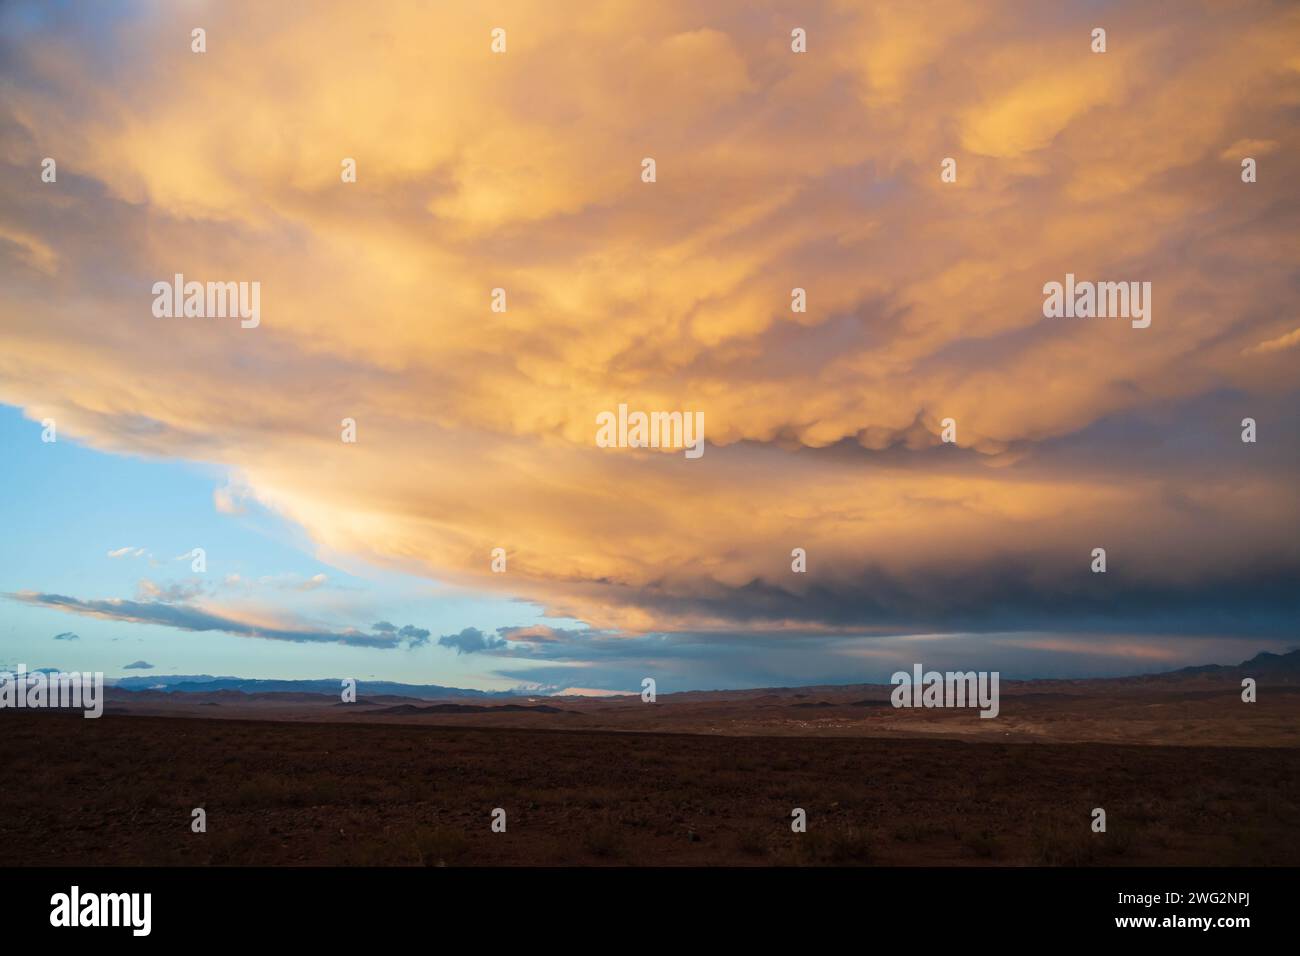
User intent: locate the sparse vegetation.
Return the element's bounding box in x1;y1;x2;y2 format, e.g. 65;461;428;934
413;826;471;866
2;713;1297;866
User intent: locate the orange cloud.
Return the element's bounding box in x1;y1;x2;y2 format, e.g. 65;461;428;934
1;0;1297;639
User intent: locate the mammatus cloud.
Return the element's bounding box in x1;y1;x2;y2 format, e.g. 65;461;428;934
0;1;1297;655
7;591;432;650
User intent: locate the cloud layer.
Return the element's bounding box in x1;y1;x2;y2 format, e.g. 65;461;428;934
2;1;1297;665
9;591;431;649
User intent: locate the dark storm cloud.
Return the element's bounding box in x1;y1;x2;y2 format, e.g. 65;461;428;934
621;558;1300;640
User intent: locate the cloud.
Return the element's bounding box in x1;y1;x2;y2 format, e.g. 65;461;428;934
7;590;432;650
485;628;1295;692
107;547;145;559
397;625;431;647
249;573;330;592
1219;138;1279;160
438;627;507;655
122;660;154;670
497;625;569;645
0;0;1297;661
52;631;79;641
214;571;332;594
136;578;207;603
1242;327;1300;356
213;484;249;516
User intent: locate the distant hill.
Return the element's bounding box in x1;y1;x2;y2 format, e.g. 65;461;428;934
1170;649;1300;677
97;649;1300;702
111;674;512;699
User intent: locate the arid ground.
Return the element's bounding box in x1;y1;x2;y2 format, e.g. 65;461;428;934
3;664;1298;866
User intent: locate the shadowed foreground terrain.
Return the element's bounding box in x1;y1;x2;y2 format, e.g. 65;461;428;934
3;712;1297;866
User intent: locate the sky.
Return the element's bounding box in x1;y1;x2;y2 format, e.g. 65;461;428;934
0;0;1297;693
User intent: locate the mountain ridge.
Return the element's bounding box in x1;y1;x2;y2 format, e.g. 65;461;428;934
94;648;1300;700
